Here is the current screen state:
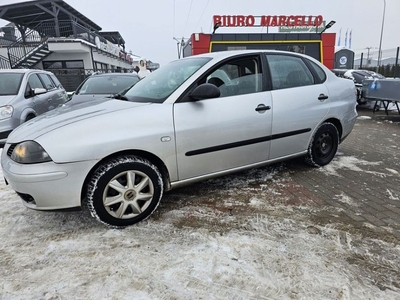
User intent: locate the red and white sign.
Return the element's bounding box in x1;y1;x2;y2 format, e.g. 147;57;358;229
213;15;324;27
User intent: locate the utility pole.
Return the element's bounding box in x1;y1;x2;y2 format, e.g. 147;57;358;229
377;0;386;67
365;47;378;67
173;37;189;59
366;47;372;67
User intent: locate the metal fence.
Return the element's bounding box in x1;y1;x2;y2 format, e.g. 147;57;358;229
0;54;10;69
355;47;399;77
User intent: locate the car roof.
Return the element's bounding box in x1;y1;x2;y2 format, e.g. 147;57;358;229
0;68;54;75
182;49;315;61
91;72;139;77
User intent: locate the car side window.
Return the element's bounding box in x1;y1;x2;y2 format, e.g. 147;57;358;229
28;74;44;90
25;74;45;98
266;55;315;90
307;59;327;83
206;57;263;98
38;73;55;90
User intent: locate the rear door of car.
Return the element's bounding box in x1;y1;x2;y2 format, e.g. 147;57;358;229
174;54;273;180
265;54;330;160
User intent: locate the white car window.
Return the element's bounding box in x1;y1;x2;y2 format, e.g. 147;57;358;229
0;73;23;95
125;57;211;103
206;57;263;98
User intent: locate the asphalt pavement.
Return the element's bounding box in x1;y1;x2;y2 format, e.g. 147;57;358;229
285;105;400;239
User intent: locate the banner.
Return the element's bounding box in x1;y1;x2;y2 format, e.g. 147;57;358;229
279;21;326;33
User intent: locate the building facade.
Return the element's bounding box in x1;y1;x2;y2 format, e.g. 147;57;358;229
0;0;135;91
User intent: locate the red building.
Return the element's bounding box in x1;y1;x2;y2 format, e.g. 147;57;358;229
183;15;336;69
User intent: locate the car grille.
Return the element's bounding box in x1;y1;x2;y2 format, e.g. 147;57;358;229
7;144;16;157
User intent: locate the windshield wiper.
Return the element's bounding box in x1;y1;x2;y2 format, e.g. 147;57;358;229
110;93;128;100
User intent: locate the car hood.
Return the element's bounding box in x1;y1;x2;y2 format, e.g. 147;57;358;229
0;95;16;106
7;98;151;143
69;94;114;104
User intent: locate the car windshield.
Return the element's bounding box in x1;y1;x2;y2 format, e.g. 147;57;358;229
124;57;211;103
76;75;140;95
0;73;23;96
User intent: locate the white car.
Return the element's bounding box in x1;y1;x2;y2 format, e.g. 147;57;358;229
1;50;357;227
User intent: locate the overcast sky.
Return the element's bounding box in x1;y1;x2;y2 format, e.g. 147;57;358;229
0;0;399;65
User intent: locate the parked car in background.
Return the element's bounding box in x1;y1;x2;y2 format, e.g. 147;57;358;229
0;69;68;145
331;69;385;105
2;50;357;227
69;72;140;103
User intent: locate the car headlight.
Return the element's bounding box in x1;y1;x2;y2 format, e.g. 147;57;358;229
0;105;14;120
10;141;52;164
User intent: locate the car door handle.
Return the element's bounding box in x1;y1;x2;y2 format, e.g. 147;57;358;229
318;94;329;101
255;105;271;112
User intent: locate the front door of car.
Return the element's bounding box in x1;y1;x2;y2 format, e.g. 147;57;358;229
26;73;49;115
265;54;331;160
174;55;273;180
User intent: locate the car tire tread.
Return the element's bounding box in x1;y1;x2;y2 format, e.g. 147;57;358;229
86;155;163;228
305;122;339;167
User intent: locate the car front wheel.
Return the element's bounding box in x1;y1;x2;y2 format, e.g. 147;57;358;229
86;156;163;227
305;122;339;167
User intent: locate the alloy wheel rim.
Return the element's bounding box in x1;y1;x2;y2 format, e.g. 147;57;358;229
103;170;154;219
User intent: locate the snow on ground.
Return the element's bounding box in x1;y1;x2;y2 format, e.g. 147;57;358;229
357;116;372;120
1;161;399;300
319;156;388;178
334;192;359;207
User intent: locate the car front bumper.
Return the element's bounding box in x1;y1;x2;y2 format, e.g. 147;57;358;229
1;145;98;210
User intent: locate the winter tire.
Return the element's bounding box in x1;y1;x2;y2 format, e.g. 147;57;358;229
305;122;339;167
87;156;163;227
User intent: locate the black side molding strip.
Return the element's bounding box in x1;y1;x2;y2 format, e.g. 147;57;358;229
186;128;311;156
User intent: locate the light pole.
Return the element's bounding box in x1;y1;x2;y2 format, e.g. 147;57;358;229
377;0;386;67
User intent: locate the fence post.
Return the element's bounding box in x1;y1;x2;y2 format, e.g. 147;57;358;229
394;47;399;78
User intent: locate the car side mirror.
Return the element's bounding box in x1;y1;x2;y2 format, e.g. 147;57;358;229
189;83;220;101
33;88;47;95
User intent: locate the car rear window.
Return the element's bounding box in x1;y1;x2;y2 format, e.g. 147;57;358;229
77;75;140;95
0;73;23;95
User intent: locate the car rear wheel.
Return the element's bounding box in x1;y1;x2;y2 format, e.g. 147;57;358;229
86;156;163;227
305;122;339;167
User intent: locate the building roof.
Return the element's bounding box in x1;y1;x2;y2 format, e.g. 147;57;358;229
0;0;101;32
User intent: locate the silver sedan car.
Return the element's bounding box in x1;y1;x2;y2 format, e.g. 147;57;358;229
1;50;357;227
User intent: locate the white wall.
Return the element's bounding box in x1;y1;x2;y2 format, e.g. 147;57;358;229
1;40;133;70
38;52;93;69
92;51;132;69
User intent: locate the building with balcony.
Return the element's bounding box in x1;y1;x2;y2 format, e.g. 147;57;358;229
0;0;136;91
